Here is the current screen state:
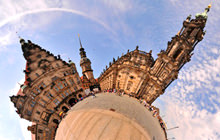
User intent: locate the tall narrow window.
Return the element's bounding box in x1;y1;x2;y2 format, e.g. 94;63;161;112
31;92;36;97
69;79;75;86
53;99;60;106
62;81;68;87
54;86;59;92
173;48;183;59
40;99;47;106
27;110;32;116
76;77;80;84
46;92;53;99
126;81;133;90
58;82;63;89
35;88;41;94
72;69;76;74
30;100;36;107
61;93;65;98
42;82;46;88
36;73;40;77
64;90;69;96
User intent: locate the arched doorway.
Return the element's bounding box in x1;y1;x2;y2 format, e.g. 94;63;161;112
68;98;77;106
53;119;59;124
78;94;82;98
62;106;69;113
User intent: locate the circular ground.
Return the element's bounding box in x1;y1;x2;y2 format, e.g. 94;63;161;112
55;93;166;140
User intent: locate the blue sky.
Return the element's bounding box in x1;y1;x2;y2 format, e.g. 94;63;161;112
0;0;220;140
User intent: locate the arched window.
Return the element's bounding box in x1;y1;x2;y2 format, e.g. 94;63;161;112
78;94;82;98
62;106;69;113
126;81;133;90
53;119;59;124
173;48;183;59
68;98;77;106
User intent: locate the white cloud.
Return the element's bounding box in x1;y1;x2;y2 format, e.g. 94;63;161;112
0;0;122;48
154;42;220;139
19;119;32;140
101;0;133;13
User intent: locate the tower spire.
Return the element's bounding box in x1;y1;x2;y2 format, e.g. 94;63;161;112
78;34;87;58
78;34;83;49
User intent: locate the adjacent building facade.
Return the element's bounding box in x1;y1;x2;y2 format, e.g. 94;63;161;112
10;5;211;140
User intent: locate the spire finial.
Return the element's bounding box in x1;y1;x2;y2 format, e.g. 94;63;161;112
195;3;212;19
16;32;25;45
208;2;212;9
78;34;83;49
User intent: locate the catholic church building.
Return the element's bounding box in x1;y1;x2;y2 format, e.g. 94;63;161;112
10;5;211;140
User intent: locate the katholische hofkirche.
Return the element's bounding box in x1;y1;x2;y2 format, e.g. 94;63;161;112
10;5;211;140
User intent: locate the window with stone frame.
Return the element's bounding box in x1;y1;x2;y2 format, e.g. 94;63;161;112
72;69;76;74
35;73;40;77
33;118;39;123
18;104;22;110
36;111;41;115
35;87;41;94
69;79;75;86
76;77;80;84
74;86;77;91
57;82;63;89
54;86;59;92
27;110;32;116
61;93;65;98
20;98;24;103
30;100;36;107
56;63;60;67
40;99;47;106
38;129;43;133
40;112;50;122
63;71;68;76
64;90;69;96
38;82;46;90
53;99;60;106
62;80;68;87
31;91;37;97
126;81;133;90
46;92;53;99
67;89;72;94
173;48;183;59
52;76;58;81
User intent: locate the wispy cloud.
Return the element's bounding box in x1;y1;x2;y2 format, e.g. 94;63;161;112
19;119;31;140
153;2;220;139
0;8;116;35
154;41;220;139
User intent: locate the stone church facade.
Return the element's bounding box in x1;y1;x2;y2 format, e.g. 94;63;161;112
10;5;211;140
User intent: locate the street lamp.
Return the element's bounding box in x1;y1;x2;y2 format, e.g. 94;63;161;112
167;126;179;131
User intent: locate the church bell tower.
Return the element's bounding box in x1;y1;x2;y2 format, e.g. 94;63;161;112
78;35;95;82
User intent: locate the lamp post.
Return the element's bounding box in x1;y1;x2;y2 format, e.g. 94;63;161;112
167;126;179;131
